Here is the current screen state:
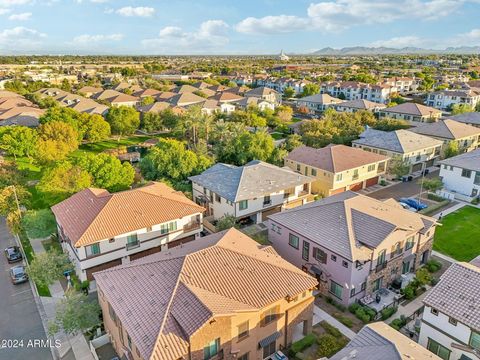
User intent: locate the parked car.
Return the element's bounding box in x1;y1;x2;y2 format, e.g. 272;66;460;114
9;265;28;285
4;246;22;263
399;202;417;212
399;198;428;211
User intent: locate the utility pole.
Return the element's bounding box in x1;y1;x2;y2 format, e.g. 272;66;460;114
418;161;426;203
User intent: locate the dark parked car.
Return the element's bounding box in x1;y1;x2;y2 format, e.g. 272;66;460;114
4;246;22;263
399;198;428;211
9;265;28;285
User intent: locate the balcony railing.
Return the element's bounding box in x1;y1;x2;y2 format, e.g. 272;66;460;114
263;200;272;207
126;241;140;251
183;222;201;232
375;261;387;273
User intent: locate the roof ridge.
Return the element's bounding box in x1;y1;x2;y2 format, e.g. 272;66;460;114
442;120;456;139
394;130;405;153
233;166;246;202
329;145;337;173
342;201;356;260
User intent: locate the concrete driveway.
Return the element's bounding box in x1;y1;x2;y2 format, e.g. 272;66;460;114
0;218;53;360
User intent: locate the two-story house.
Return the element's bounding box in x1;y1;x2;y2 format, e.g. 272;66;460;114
189;161;313;224
284;145;389;196
294;94;343;114
267;192;437;306
410;119;480;156
334;99;386;114
244;87;282;105
378;103;442;123
94;228;318;360
51;182;204;282
352;129;443;174
446;113;480;128
438;149;480;200
426;89;480;111
419;262;480;360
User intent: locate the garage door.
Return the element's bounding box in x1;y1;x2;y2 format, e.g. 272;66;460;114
85;259;122;281
129;246;161;261
365;176;379;187
425;159;435;167
168;235;195;249
329;187;346;195
262;206;282;221
349;182;363;191
412;163;423;172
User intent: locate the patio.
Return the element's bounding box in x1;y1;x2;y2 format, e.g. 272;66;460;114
360;288;400;313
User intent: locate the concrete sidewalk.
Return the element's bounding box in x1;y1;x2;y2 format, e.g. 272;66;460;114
313;305;357;340
30;237;94;360
396;288;431;319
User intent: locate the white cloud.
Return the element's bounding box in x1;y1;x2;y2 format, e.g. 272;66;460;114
142;20;229;53
0;8;10;14
0;26;46;50
72;33;123;44
116;6;154;17
0;0;31;5
449;28;480;46
8;12;31;20
236;0;464;34
370;36;426;48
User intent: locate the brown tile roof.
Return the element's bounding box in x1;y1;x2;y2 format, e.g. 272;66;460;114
336;99;386;110
384;102;442;116
286;144;389;173
410;119;480;140
94;228;317;360
0;97;33;109
210;91;243;102
51;182;204;247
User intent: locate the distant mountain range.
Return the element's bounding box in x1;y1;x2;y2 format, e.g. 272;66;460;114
311;46;480;55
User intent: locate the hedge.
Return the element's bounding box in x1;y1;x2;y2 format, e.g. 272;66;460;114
290;334;317;355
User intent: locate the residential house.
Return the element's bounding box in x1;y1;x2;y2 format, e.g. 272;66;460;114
418;262;480;360
200;99;235;115
320;81;397;104
91;89;139;107
334;99;386;113
330;322;441;359
382;77;420;94
0;91;44;127
267;191;437;305
438;149;480;200
94;228;318;360
245;87;282;105
235;96;275;112
426;90;480;111
189;161;313;224
445;112;480;128
166;92;206;107
51;182;204;282
285;145;389;196
77;86;103;97
379;103;442;123
294;94;343;114
352;129;443;174
410;119;480;155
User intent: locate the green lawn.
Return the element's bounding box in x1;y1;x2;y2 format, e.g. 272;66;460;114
70;135;153;158
433;206;480;261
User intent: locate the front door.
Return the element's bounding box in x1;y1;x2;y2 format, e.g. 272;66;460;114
421;250;429;264
373;277;383;292
402;261;410;274
263;340;276;359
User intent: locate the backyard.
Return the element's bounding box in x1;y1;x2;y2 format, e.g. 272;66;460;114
433;205;480;261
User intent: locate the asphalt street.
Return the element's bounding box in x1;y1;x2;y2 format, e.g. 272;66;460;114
0;217;52;360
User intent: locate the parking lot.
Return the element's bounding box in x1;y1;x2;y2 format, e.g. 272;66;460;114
0;218;52;360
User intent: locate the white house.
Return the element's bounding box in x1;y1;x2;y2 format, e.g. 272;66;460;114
51;182;204;282
320;81;397;104
189;161;313;224
426;89;480;111
295;93;343;113
438;149;480;200
419;262;480;360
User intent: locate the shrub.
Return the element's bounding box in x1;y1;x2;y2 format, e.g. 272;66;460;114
380;306;397;320
290;333;317;355
348;303;361;314
472;197;479;205
430;277;439;286
317;334;347;358
320;321;342;338
325;296;334;305
401;285;415;300
416;268;432;286
365;307;377;321
333;313;353;328
390;316;407;331
355;308;371;323
426;259;442;273
326;296;346;312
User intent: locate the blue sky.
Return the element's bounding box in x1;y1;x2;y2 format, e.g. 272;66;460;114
0;0;479;55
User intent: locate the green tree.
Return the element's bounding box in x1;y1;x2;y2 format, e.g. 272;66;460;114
216;215;239;231
389;157;410;178
106;106;140;137
27;251;72;289
37;162;92;202
141;112;163;133
81;114;111;142
48;290;101;336
421;178;443;193
140;138;212;181
141;96;155;106
0;126;38;160
275;105;293;123
283;86;295;98
36;121;79;163
373;118;410;131
0;185;30;216
21;209;57;239
444;141;459;158
75;153;135;192
301;83;320;97
450;103;473;115
284;134;304;152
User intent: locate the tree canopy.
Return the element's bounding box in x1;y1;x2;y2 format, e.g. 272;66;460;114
106;106;140;136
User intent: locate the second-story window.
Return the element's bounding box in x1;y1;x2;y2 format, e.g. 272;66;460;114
126;234;139;250
470;331;480;351
405;236;415;250
313;247;327;264
237;321;249;340
377;249;386;266
161;221;177;234
336;173;343;182
215;194;221;203
239;200;248;210
311;168;317;176
263;195;271;206
203;338;220;360
261;307;278;326
85;243;100;257
289;234;299;249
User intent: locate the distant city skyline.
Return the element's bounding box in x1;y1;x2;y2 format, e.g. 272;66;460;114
0;0;480;55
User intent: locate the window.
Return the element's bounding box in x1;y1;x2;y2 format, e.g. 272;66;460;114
430;308;439;316
331;254;337;262
350;287;356;297
474;171;480;185
237;321;249;340
448;317;457;326
203;338;220;360
302;241;310;261
461;169;472;178
239;200;248;210
238;353;249;360
336;173;343;182
215;194;221;203
86;243;100;257
161;221;177;234
342;260;348;268
311;168;317;176
284;188;294;198
296;164;301;172
405;236;415;250
377;249;386;266
289;234;299;249
367;164;376;172
427;338;451;360
313;247;327;264
263;195;271;206
330;280;343;299
262;307;278;326
361;282;366;291
126;234;139;250
470;331;480;350
352;169;359;179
